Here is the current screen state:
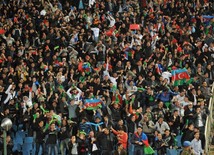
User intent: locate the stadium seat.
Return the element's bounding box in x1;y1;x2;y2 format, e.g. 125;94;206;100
12;143;22;152
16;130;26;139
176;135;182;147
18;124;24;130
12;125;18;132
167;148;178;155
154;150;158;155
24;137;34;144
22;142;34;155
14;136;24;145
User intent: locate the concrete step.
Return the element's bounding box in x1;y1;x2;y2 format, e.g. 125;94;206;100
208;151;214;155
208;146;214;155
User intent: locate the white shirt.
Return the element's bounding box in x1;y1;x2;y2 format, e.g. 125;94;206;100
107;15;115;27
176;94;185;103
4;85;16;104
155;121;170;134
161;71;172;84
66;87;82;104
91;27;100;38
191;138;203;155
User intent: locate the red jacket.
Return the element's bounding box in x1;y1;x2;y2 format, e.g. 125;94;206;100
112;129;128;149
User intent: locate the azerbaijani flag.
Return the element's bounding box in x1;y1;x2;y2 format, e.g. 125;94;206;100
171;68;190;86
84;99;102;110
82;62;91;74
78;62;92;74
123;47;135;60
141;133;155;154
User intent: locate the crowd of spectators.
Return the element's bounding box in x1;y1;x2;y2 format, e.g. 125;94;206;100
0;0;214;155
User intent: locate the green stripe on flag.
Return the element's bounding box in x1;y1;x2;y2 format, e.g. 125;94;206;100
173;79;186;86
86;104;102;110
144;146;155;154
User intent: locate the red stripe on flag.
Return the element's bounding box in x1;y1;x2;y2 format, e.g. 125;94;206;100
172;72;190;81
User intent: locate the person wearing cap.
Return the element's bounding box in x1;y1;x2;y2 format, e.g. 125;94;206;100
181;141;194;155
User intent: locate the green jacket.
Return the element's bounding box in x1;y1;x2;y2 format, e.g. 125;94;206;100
181;149;194;155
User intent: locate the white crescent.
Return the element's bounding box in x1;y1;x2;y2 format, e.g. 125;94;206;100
178;73;183;79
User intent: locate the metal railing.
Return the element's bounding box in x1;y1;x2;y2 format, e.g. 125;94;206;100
205;83;214;154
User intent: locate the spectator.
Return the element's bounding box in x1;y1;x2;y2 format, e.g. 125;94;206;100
45;123;59;155
154;132;166;155
113;143;127;155
162;129;175;149
191;132;204;155
34;119;46;155
97;128;113;155
111;126;128;149
141;114;155;146
131;126;146;155
184;102;196;124
155;116;170;134
181;123;195;146
181;141;194;155
59;118;70;155
88;130;100;155
169;109;181;135
68;136;78;155
77;131;88;155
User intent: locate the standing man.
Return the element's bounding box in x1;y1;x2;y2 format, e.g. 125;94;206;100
34;119;46;155
131;126;147;155
191;132;204;155
45;123;59;155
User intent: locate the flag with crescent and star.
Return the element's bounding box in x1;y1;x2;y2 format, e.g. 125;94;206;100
171;68;190;86
84;99;102;110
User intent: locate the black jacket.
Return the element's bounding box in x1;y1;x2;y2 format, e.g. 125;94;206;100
45;129;58;144
35;126;46;143
181;129;194;145
97;132;113;151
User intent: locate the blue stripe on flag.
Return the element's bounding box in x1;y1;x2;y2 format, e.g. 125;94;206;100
171;69;188;76
85;99;101;103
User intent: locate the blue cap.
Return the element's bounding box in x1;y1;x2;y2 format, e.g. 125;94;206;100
183;141;191;147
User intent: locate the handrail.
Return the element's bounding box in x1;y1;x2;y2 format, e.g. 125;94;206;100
205;82;214;154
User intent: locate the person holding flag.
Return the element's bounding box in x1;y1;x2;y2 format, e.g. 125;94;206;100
131;126;155;155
